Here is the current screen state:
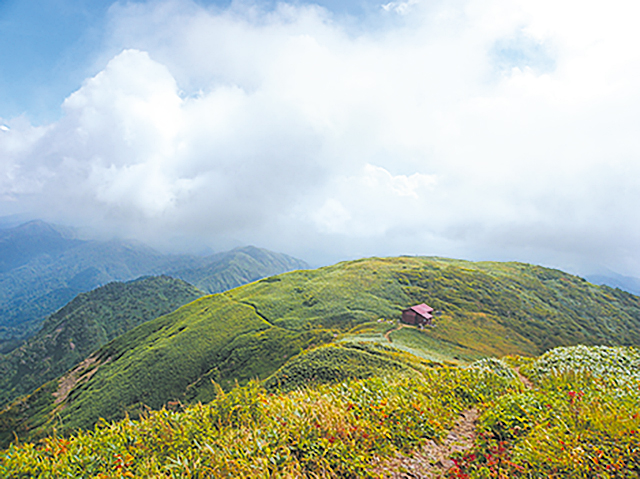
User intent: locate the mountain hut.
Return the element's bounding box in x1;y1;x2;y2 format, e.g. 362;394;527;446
401;303;434;326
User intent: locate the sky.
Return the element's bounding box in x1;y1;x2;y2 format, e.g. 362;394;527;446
1;0;640;276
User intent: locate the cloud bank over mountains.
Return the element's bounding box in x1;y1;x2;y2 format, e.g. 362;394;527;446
1;0;639;274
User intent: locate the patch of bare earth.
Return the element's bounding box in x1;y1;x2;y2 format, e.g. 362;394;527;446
374;408;478;478
52;355;103;407
514;367;534;390
384;324;403;343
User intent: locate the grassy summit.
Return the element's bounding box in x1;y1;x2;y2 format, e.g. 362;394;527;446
1;256;639;446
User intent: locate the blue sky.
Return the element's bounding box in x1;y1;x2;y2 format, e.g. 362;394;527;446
0;0;379;123
0;0;111;123
1;0;640;277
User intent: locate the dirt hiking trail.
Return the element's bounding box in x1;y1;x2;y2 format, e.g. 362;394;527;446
375;407;478;478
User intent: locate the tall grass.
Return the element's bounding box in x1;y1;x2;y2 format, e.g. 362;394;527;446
449;346;640;478
0;365;519;478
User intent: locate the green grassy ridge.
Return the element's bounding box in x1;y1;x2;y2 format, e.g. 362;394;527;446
264;341;442;392
225;258;407;331
183;327;334;403
231;256;640;354
0;276;204;408
396;258;640;350
0;379;59;448
389;326;486;363
2;255;640;447
61;295;272;429
0;294;333;444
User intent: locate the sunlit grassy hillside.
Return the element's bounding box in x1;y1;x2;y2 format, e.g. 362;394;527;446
0;356;522;477
2;345;639;478
2;256;640;447
230;256;640;351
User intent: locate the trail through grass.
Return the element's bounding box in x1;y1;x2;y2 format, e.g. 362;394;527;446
376;408;479;478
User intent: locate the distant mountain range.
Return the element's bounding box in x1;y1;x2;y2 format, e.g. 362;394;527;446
170;246;309;294
586;272;640;296
0;220;308;351
3;256;640;445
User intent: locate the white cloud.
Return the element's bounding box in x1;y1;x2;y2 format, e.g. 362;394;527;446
362;165;436;199
306;164;437;236
381;0;420;15
312;199;352;234
1;0;640;276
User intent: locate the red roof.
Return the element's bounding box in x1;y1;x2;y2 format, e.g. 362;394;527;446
408;303;434;318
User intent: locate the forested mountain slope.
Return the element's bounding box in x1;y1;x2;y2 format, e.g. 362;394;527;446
0;276;203;407
0;222;199;348
0;220;80;273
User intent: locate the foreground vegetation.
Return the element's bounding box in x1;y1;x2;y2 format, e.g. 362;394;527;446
0;359;521;477
2;345;639;477
450;346;640;478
